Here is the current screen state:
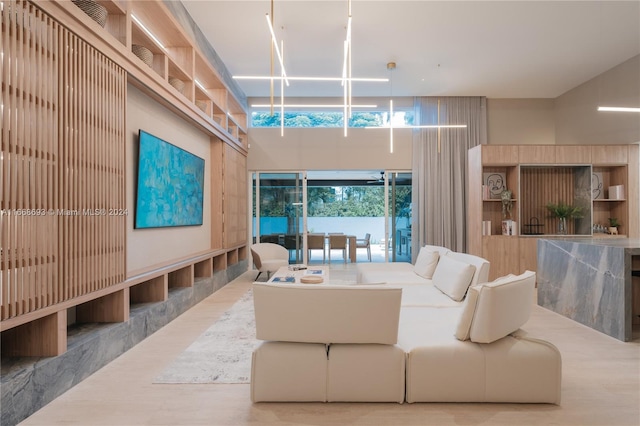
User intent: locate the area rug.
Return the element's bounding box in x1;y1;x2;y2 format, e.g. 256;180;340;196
153;289;258;384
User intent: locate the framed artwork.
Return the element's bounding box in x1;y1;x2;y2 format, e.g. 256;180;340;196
483;172;506;199
135;130;205;228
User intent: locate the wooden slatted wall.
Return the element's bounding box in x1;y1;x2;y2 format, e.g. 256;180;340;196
1;0;126;321
223;144;247;248
520;167;575;235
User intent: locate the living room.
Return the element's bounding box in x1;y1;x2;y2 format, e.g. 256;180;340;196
1;1;639;425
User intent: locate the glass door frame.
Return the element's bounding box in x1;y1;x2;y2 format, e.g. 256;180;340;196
252;169;411;264
253;171;308;264
385;170;413;263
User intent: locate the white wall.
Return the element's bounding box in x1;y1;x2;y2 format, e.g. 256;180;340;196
247;96;414;171
555;55;640;145
126;84;211;274
248;96;560;170
486;55;640;146
487;98;556;145
248;127;413;171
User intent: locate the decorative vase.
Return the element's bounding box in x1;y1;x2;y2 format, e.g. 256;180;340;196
558;217;567;235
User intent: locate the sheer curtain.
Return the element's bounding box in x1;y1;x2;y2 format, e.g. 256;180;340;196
411;97;487;255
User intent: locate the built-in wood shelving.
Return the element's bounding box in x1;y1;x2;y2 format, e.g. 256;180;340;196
468;144;639;280
0;246;248;357
39;0;248;151
1;0;250;357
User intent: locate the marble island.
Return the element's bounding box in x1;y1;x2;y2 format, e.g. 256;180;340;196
537;238;640;341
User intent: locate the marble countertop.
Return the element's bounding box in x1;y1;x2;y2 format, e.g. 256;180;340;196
539;237;640;250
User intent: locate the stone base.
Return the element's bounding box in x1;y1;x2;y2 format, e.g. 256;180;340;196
537;238;633;341
0;260;247;426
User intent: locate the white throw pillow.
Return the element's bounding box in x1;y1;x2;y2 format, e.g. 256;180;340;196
454;274;515;341
431;256;476;302
469;270;536;344
413;248;439;279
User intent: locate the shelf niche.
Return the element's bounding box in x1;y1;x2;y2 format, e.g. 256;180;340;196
520;165;592;236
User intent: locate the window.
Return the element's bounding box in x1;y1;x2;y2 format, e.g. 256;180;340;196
251;110;414;128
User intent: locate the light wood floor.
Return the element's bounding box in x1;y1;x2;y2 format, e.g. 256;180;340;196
20;264;640;426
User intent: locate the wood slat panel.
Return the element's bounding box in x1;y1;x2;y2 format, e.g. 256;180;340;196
223;144;248;248
520;167;575;235
1;0;126;321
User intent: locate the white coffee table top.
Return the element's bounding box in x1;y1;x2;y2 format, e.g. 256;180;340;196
268;265;329;284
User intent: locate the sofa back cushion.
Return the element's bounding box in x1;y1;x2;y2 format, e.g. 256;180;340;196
455;271;536;343
253;283;402;344
431;256;476;301
453;285;481;341
446;251;490;287
413;247;440;279
454;274;515;341
422;245;451;256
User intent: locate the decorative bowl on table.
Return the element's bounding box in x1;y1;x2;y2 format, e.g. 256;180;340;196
300;275;323;284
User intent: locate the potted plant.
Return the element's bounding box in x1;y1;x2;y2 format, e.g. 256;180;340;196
608;218;621;235
546;202;584;235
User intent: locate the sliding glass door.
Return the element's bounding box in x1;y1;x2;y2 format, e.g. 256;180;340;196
252;170;411;263
387;172;413;262
253;172;305;264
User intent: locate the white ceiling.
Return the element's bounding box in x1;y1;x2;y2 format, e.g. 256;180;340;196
182;1;640;99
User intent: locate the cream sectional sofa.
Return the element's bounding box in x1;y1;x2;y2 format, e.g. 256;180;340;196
251;246;562;404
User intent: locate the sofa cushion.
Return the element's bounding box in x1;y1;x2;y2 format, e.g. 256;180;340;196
361;269;430;286
400;285;463;308
454;285;481;341
413;248;439;279
356;262;415;283
423;245;451;256
454;274;515;341
446;251;491;287
468;270;536;343
431;256;476;302
251;341;328;402
253;283;402;344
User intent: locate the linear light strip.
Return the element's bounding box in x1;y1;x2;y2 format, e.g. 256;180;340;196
389;100;394;153
348;16;352;119
265;13;289;86
344;53;348;137
234;76;388;82
131;14;165;50
597;106;640;112
194;79;207;92
365;125;468;129
280;40;285;136
341;28;349;85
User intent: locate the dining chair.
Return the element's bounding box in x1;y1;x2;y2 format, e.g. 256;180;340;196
307;233;326;263
328;234;347;263
355;233;372;261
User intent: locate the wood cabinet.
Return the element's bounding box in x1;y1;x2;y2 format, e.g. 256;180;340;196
468;144;639;280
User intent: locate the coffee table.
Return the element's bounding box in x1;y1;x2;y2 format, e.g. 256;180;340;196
268;265;329;284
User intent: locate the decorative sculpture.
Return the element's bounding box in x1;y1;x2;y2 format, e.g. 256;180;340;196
501;189;513;219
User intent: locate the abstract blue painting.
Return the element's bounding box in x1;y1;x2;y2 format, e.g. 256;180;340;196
135;130;205;228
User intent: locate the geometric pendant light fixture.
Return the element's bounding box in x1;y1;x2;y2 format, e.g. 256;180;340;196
233;0;389;136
